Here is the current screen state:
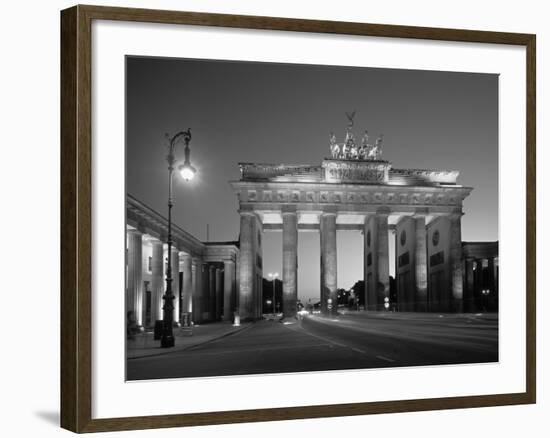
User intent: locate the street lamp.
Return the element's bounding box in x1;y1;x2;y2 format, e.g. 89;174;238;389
268;272;279;314
160;129;194;348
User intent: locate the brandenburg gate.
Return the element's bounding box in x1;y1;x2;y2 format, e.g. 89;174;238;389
231;116;472;319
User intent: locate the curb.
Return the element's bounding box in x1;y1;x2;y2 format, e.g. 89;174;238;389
185;322;254;351
127;323;253;360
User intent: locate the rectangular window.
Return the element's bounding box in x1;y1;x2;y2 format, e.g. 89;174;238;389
367;253;372;266
430;251;445;267
398;251;410;267
148;256;152;272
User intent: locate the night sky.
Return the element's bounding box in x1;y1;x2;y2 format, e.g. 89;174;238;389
126;56;498;303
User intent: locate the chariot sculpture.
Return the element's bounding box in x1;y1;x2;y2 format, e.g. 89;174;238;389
329;111;384;161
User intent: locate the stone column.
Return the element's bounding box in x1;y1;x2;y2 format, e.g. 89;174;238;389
376;212;390;310
209;265;216;321
465;258;475;312
215;268;223;320
170;247;180;325
488;257;497;310
449;213;464;312
488;258;496;293
181;254;192;326
238;212;255;320
150;239;164;324
414;216;428;312
363;215;376;311
223;260;236;321
282;209;298;318
320;212;337;316
192;259;203;324
126;230;143;326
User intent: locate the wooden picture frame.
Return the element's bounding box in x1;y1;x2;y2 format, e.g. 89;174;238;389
60;4;536;433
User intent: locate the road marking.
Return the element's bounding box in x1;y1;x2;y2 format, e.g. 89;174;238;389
352;348;366;354
376;355;395;363
179;343;331;356
284;324;348;348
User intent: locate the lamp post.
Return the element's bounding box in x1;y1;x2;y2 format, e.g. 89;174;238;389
161;129;196;348
268;272;279;315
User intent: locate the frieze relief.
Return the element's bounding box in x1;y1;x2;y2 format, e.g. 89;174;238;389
322;159;390;184
277;191;287;202
239;186;466;207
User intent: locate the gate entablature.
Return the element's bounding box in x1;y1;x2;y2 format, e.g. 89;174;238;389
232;166;471;228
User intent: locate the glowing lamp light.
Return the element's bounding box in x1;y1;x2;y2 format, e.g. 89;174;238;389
178;163;196;181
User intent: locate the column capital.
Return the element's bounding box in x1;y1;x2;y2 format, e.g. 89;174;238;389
412;207;430;218
375;206;391;216
320;205;338;216
148;237;163;246
127;227;143;236
448;209;464;220
238;204;257;215
281;205;297;215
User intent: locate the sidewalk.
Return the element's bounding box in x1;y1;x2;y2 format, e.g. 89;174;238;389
127;321;252;360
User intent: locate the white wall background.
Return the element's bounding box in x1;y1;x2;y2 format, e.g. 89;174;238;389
0;0;546;436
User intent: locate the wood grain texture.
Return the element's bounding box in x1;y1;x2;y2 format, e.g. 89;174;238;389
525;34;536;404
60;5;78;432
60;4;536;433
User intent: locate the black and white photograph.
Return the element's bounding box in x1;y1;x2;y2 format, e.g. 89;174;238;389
1;0;544;435
125;56;499;381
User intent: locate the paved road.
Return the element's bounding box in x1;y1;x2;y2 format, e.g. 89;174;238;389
127;312;498;381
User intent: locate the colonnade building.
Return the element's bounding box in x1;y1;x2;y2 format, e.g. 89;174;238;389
126;194;243;328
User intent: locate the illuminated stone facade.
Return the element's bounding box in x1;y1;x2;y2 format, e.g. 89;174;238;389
231;158;475;317
125;194;239;328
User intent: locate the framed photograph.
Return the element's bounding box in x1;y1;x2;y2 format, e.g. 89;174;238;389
60;4;536;433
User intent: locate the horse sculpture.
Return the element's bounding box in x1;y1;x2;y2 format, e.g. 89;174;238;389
329;132;340;158
367;134;384;160
329;113;385;161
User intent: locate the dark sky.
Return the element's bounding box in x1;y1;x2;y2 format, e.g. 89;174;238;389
126;56;498;302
